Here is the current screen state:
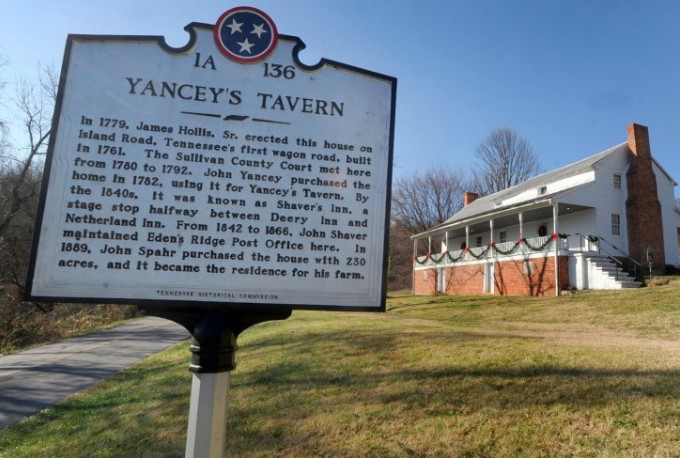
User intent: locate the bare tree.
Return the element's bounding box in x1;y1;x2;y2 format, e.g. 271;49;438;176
388;167;469;291
472;127;541;196
0;64;57;349
0;66;57;309
391;166;469;234
0;67;56;240
387;220;413;291
0;63;139;352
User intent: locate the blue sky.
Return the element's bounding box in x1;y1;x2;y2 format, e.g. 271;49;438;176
2;1;679;192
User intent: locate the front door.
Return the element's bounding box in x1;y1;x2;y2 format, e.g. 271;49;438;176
437;268;445;294
483;262;494;294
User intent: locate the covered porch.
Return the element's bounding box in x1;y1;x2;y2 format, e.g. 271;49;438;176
412;200;639;296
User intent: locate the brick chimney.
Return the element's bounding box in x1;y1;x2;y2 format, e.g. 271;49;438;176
625;123;665;268
464;192;479;207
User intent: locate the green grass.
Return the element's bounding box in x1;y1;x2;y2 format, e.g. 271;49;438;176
2;279;680;457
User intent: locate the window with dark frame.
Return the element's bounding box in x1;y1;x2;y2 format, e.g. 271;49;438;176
611;213;620;235
476;236;482;247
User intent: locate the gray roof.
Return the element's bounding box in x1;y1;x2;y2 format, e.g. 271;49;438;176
432;142;630;230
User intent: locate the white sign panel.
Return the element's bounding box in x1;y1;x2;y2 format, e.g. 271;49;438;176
27;9;396;311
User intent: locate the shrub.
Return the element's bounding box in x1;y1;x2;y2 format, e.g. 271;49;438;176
1;285;138;354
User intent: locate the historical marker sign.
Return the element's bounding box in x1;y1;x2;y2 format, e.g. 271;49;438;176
26;9;396;311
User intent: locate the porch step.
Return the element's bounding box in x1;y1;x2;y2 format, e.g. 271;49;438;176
587;257;642;289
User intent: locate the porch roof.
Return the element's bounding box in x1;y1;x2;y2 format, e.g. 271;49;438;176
413;142;628;239
415;198;593;240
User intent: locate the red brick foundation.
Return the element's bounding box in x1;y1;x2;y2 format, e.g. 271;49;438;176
413;256;570;296
413;268;437;295
443;264;485;295
494;256;569;296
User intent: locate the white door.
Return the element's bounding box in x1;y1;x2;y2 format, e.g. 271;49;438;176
437;268;445;294
483;262;495;294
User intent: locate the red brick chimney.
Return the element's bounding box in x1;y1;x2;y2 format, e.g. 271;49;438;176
625;123;665;268
464;192;479;207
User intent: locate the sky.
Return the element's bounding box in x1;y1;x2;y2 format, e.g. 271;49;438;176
2;1;679;194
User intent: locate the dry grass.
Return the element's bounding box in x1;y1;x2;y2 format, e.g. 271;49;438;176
0;296;138;354
2;278;680;457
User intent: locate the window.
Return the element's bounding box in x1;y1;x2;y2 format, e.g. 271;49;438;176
476;236;482;247
538;224;548;237
499;231;507;243
611;213;620;235
539;186;547;195
613;174;622;189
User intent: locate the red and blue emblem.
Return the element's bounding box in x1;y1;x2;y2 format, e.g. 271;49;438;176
214;6;278;63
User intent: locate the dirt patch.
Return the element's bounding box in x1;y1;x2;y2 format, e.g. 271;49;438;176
378;314;680;365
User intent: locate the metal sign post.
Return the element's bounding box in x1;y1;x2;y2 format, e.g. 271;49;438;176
185;371;230;457
145;307;291;457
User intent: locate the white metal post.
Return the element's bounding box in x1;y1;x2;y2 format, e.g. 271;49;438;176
518;212;524;255
412;238;417;294
489;219;494;258
553;203;559;296
465;226;470;261
185;372;231;458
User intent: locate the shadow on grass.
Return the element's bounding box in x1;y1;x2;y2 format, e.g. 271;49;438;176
3;321;679;457
236;327;680;409
224;327;680;455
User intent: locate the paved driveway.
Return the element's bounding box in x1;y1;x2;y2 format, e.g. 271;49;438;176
0;316;190;429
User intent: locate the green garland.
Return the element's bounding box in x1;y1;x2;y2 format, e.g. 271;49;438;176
493;241;521;256
447;250;466;263
467;247;490;259
416;233;561;266
414;253;449;265
414;255;429;265
523;236;553;252
430;253;446;265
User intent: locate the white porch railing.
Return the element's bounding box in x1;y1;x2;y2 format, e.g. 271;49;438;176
414;235;561;268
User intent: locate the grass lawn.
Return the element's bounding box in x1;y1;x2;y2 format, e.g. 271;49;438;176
2;278;680;457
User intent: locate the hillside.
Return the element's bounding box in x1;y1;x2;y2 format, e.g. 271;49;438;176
2;278;680;456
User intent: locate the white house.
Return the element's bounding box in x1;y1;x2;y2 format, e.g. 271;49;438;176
412;123;680;296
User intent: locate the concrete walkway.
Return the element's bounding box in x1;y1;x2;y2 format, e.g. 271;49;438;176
0;316;190;429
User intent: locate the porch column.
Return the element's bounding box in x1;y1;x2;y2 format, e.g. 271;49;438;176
489;219;494;259
519;212;524;255
553;203;560;296
412;238;417;294
465;226;470;261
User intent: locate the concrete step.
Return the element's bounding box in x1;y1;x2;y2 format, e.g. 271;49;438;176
587;257;642;289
